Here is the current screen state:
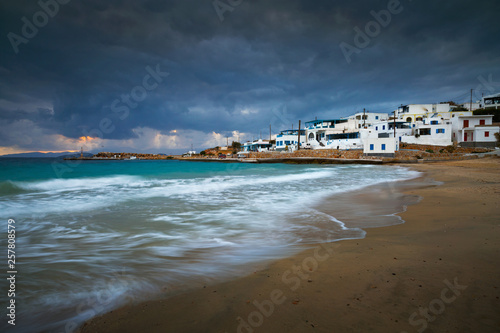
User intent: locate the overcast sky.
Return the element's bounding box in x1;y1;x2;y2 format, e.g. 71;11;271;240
1;0;499;154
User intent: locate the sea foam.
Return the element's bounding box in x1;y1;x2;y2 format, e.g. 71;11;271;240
0;161;420;333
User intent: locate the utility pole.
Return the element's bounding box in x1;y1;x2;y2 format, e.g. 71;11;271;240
363;108;366;128
269;124;272;141
393;111;396;139
297;120;301;150
470;89;473;111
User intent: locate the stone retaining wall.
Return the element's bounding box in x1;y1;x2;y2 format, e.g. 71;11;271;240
248;145;493;162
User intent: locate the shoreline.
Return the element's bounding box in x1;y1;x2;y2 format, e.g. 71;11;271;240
79;157;500;333
63;155;489;165
64;145;498;164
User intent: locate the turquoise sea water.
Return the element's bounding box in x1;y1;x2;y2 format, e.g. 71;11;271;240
0;158;420;332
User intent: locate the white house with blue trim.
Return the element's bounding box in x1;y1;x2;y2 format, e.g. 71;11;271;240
304;118;360;149
400;118;453;146
242;139;273;152
363;136;399;157
275;129;306;151
347;112;390;128
303;116;414;150
362;120;412;156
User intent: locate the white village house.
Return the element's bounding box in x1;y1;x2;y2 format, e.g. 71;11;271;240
242;139;273;152
396;103;455;123
244;100;498;156
400;117;453;146
275;129;306;151
453;115;499;148
481;93;500;110
395;103;499;148
303;112;390;150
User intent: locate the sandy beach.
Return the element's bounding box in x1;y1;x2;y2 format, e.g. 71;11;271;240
79;157;500;333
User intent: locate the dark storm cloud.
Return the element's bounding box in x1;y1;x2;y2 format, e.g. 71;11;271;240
1;0;499;151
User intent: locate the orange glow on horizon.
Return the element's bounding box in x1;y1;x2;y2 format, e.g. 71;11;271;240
78;136;97;142
39;150;80;153
0;148;80;156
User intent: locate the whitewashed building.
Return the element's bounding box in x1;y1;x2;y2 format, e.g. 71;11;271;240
347;112;390;128
369;121;413;139
297;104;498;152
457;101;481;111
395;103;452;122
303;115;414;150
361;120;412;156
304;118;359;149
481;93;500;109
303;114;387;149
182;150;197;157
243;139;273;152
275;129;306;151
400;118;453;146
395;103;476;123
452;115;499;148
363;137;399;157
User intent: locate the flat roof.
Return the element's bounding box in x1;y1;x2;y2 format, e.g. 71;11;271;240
458;115;493;118
305;119;345;124
278;129;305;134
244;141;272;145
483;92;500;99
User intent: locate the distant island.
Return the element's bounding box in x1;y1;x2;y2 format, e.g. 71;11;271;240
0;151;93;158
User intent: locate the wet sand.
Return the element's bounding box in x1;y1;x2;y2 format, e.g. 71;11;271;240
79;157;500;333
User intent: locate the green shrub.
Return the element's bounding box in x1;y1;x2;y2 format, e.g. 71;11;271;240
425;149;434;153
